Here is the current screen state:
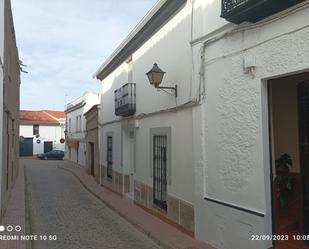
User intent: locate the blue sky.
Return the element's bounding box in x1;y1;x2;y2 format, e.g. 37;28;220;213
11;0;156;111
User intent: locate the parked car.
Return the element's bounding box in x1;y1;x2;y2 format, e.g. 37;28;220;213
37;150;64;160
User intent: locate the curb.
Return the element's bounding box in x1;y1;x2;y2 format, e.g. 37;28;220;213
58;165;176;249
24;164;33;249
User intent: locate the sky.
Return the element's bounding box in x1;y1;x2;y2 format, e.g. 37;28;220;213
11;0;156;111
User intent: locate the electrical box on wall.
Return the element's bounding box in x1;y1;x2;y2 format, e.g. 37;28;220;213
134;120;139;128
243;52;256;76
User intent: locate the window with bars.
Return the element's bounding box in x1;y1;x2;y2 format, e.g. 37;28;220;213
33;124;39;135
153;135;167;210
68;118;71;133
75;116;79;131
107;136;113;179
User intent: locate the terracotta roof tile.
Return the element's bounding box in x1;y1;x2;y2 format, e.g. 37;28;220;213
43;110;65;119
20;110;65;125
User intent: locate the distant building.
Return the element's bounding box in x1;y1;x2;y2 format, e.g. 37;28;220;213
84;104;100;181
65;92;99;166
0;0;21;219
19;110;66;156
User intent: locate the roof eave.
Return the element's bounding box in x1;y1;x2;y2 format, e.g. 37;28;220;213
93;0;167;79
93;0;186;81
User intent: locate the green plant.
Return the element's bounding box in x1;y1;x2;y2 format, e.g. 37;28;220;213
275;153;293;208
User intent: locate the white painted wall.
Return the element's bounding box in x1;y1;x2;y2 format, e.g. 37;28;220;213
191;0;230;41
191;3;309;249
65;91;99;166
99;1;195;205
101;124;122;172
135;109;194;203
97;0;309;247
20;124;65;154
101;1;193;123
66;107;85;140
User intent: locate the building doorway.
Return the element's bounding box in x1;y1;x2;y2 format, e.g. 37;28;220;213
269;72;309;249
107;136;113;179
19;137;33;156
44;141;53;153
90;142;95;176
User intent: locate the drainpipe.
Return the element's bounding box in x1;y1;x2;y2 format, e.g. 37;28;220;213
97;103;102;185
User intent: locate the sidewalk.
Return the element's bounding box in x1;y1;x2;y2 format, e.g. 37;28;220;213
60;162;216;249
1;162;26;249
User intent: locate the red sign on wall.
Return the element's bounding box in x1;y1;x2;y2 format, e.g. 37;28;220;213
66;140;79;148
60;138;65;144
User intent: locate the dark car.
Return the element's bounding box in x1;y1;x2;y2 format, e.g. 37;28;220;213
37;150;64;160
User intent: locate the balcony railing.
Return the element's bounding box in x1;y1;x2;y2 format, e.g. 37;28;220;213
114;83;136;117
221;0;304;24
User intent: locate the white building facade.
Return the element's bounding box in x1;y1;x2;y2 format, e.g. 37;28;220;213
191;1;309;249
95;0;196;235
95;0;309;249
65;92;99;167
19;110;66;155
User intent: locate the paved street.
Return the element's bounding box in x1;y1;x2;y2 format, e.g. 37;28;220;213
25;159;162;249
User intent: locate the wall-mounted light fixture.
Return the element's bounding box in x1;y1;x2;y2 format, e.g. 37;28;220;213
146;63;177;97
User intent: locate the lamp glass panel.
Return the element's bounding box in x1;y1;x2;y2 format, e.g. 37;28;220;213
147;73;154;85
153;72;164;86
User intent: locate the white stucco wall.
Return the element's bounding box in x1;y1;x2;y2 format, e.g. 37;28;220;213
192;4;309;249
66;104;86;165
101;1;193;123
134;109;194;203
20;124;65;154
101;124;122;172
65;92;99;166
96;0;309;247
66;107;86;140
99;1;195;204
192;0;230;40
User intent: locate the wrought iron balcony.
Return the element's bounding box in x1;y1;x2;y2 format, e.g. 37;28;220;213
221;0;304;24
114;83;136;117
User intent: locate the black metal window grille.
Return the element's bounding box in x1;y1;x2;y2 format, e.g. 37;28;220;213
221;0;247;14
153;135;167;210
107;136;113;179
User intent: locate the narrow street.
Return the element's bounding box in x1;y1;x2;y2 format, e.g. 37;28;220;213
24;159;162;249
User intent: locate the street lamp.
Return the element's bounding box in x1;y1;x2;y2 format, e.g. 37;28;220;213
146;63;177;97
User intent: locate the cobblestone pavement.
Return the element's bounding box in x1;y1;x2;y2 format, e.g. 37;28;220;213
25;159;162;249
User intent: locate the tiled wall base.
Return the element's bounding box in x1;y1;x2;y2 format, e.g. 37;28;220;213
134;179;195;235
101;166;130;195
100;168;194;234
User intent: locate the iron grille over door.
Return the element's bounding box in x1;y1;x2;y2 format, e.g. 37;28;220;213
153;135;167;210
107;136;113;179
